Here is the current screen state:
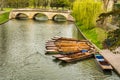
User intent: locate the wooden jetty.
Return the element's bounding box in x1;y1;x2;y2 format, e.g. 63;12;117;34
100;49;120;75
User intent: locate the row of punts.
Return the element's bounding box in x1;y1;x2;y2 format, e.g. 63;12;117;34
45;36;113;71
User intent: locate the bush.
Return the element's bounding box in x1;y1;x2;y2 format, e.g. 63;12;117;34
0;12;9;24
72;0;103;29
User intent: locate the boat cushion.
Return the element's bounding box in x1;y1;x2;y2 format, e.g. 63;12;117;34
97;59;104;61
95;55;104;59
81;50;88;53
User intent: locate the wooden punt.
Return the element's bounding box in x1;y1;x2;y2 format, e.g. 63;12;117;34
45;37;94;55
52;37;60;40
46;44;56;47
58;52;93;62
56;44;77;47
52;54;67;58
46;46;58;50
55;41;77;44
55;41;91;48
46;43;55;46
52;51;85;58
46;41;55;44
53;37;78;41
52;37;89;42
94;53;113;71
58;47;80;53
46;40;56;43
45;50;58;54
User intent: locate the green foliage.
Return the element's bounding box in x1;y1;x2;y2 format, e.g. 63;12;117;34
4;8;12;11
104;29;120;49
72;0;103;29
0;12;9;24
50;0;70;9
79;24;107;49
73;0;106;48
4;0;73;9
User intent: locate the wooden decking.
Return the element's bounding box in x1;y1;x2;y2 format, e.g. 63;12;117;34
100;49;120;75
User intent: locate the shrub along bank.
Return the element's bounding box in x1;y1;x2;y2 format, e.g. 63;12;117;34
76;22;106;49
72;0;106;49
0;12;10;24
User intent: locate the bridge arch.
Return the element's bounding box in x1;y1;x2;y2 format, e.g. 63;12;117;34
15;13;29;19
52;14;67;21
33;13;48;21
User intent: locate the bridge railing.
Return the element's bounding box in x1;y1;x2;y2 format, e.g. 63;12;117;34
11;9;71;13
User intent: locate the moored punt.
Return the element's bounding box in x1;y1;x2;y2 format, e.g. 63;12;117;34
54;37;78;41
45;50;58;54
94;53;113;71
52;51;83;58
46;43;55;45
56;43;78;47
46;42;55;46
58;52;93;62
46;44;56;47
46;40;56;43
52;54;67;58
52;51;84;58
58;47;80;53
45;37;96;58
46;46;58;50
51;37;60;40
55;40;77;44
46;41;55;44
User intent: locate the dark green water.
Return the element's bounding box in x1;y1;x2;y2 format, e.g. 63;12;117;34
0;19;119;80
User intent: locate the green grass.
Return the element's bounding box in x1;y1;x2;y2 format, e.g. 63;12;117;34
4;8;13;11
0;8;12;24
0;12;10;24
78;24;107;49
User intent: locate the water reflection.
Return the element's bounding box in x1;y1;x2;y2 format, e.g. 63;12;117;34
53;14;66;22
16;13;28;20
0;19;119;80
34;13;48;21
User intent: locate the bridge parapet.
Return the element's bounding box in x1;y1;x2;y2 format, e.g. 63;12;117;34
12;9;71;13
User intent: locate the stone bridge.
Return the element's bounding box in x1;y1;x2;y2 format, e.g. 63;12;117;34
9;9;75;21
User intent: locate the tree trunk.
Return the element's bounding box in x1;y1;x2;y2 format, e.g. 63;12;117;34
0;0;4;11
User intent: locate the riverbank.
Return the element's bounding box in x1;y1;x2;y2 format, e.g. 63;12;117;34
75;23;100;51
76;22;107;49
0;12;10;24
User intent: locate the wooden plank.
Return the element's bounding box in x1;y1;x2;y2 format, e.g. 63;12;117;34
100;50;120;75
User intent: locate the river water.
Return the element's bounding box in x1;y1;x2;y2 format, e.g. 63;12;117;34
0;19;119;80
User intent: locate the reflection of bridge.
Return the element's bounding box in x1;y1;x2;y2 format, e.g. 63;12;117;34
9;9;75;21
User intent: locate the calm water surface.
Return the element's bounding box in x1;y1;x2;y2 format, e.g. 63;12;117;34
0;19;119;80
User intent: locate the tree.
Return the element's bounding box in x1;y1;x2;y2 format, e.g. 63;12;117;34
50;0;70;9
73;0;103;29
0;0;5;11
102;0;117;12
42;0;49;8
69;0;75;9
2;0;73;9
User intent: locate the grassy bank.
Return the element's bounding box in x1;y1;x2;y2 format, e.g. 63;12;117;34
0;12;10;24
83;28;106;49
4;8;12;11
76;22;107;49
